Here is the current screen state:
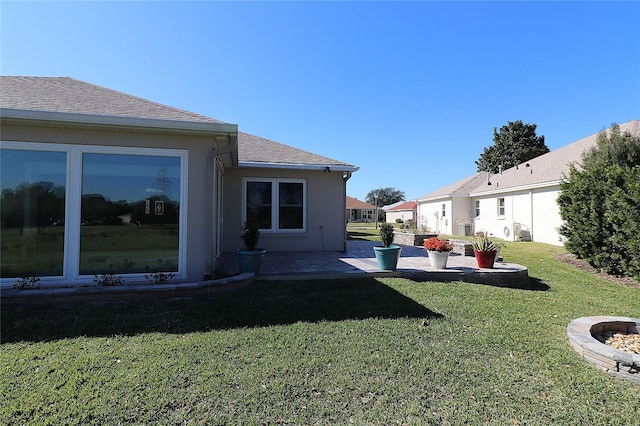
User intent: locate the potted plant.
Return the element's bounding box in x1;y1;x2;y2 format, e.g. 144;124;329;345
471;232;505;269
423;237;453;269
236;221;267;273
373;223;402;271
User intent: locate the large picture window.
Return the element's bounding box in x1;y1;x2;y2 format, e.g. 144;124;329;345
80;153;181;274
0;142;187;285
244;178;306;232
0;149;67;278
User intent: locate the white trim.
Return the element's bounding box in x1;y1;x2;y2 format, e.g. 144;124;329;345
1;141;188;287
470;180;564;197
238;161;358;173
1;107;237;135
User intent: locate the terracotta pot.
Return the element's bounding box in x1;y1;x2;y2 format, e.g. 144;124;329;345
474;249;497;269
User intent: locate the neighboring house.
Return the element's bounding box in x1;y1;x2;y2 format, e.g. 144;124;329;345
416;172;486;235
416;120;640;245
346;196;376;222
385;201;417;224
0;76;358;287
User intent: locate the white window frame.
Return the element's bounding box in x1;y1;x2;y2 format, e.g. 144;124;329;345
0;141;188;287
475;200;481;218
242;177;307;233
362;209;374;221
442;203;446;218
497;197;505;218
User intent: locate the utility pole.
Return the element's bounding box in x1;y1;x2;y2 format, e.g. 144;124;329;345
374;195;378;229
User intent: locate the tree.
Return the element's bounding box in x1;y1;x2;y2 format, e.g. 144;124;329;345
365;187;405;208
558;124;640;278
0;181;65;231
476;120;549;173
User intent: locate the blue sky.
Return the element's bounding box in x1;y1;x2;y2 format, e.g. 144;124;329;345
2;1;639;201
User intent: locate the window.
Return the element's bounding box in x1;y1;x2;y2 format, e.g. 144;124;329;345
244;178;306;232
498;198;505;217
0;142;187;284
0;149;67;278
442;203;446;218
362;209;374;221
475;200;480;217
80;153;181;275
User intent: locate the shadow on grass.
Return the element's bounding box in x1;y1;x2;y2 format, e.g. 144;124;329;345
522;277;551;291
346;231;379;241
1;278;442;343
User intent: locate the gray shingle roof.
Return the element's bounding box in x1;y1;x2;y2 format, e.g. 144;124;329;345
0;76;223;123
238;131;355;167
470;120;640;195
0;76;357;169
416;172;488;201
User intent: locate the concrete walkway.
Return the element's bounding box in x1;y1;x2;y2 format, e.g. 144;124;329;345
223;241;530;287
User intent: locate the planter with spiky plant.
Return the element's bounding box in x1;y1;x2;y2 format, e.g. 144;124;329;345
373;223;402;271
236;221;266;274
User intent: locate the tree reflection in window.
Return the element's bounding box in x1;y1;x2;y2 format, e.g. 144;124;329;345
79;153;181;275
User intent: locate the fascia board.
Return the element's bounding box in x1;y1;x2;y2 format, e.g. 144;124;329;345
238;161;359;172
0;108;238;135
416;193;469;203
469;180;564;197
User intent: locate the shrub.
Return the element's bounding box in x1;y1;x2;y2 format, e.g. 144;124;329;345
144;271;176;285
558;124;640;279
241;221;260;251
13;276;40;290
395;218;404;223
379;223;395;247
93;273;124;286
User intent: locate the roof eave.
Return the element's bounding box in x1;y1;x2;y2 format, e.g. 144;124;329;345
469;179;565;197
238;161;359;172
0;107;238;135
416;193;473;203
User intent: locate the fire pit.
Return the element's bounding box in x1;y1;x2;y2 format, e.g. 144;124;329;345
567;316;640;384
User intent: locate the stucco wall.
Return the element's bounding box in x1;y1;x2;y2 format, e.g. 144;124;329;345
223;167;347;252
386;210;415;224
531;186;564;246
416;199;452;234
472;186;564;246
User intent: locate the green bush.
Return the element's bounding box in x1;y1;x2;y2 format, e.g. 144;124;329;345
379;223;395;247
395;218;403;223
558;124;640;279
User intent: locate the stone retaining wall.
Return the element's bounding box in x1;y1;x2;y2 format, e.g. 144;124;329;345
392;232;437;246
1;273;254;308
567;316;640;384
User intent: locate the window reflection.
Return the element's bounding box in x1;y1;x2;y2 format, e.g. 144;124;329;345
79;153;180;275
0;149;67;277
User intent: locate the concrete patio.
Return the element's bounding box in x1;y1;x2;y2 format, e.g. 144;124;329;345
222;240;530;287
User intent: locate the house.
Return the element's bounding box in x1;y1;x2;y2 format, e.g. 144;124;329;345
385;201;417;225
415;172;486;235
0;76;358;287
346;196;376;222
416;120;640;245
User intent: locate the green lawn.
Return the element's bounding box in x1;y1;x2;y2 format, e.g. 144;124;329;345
2;237;639;424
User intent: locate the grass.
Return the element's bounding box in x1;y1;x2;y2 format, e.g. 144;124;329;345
2;236;640;424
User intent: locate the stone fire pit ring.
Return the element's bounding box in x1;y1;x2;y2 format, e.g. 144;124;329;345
567;316;640;384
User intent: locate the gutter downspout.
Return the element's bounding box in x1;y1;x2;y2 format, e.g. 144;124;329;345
205;134;238;279
529;189;534;242
342;171;353;252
